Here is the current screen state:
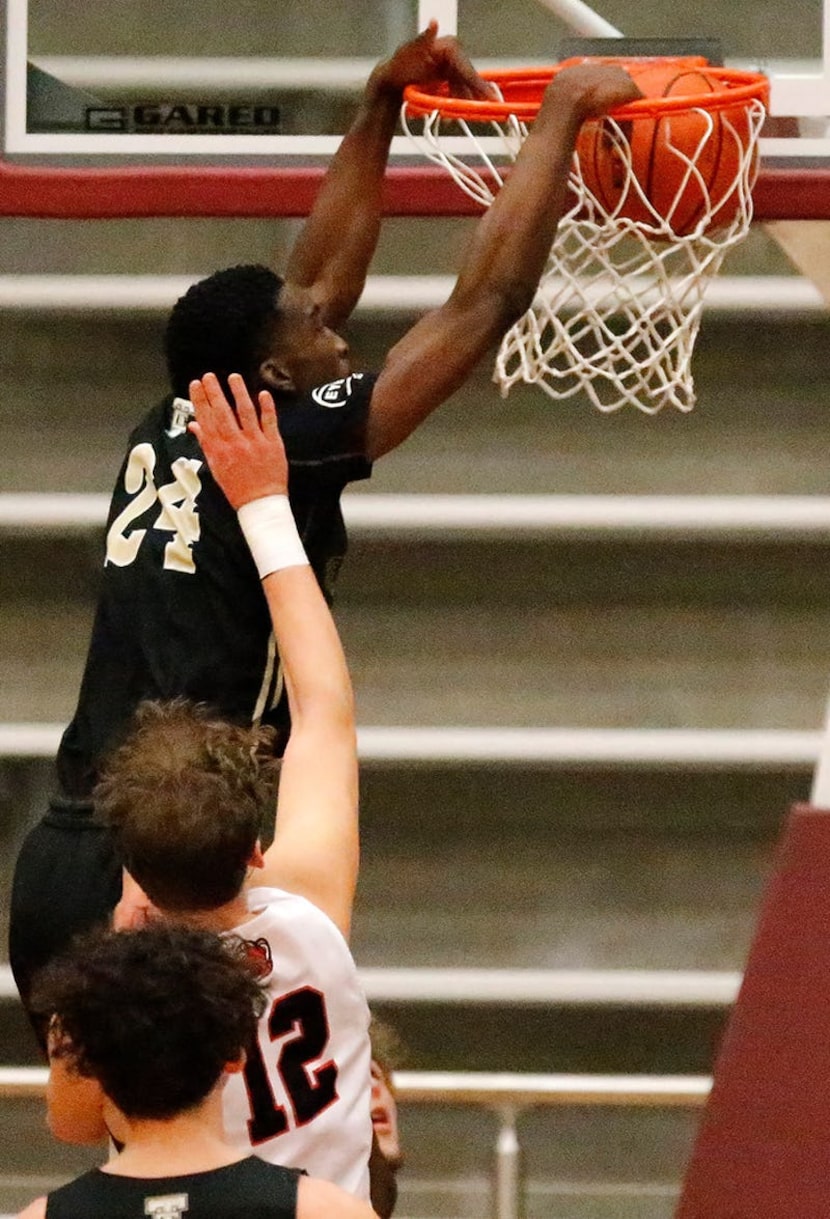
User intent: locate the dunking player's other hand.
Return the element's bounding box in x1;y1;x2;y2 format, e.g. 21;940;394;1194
544;62;643;121
188;372;287;510
367;19;497;103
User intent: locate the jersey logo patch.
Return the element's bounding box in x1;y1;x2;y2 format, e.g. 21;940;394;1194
166;397;195;438
311;373;363;409
244;937;274;981
144;1193;188;1218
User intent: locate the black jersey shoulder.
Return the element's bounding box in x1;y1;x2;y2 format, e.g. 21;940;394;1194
276;371;376;476
45;1158;299;1219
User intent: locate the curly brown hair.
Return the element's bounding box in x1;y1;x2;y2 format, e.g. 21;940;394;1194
370;1015;406;1085
30;923;266;1119
96;699;279;912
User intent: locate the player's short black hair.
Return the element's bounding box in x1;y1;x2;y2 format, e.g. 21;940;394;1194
30;923;266;1120
164;264;285;398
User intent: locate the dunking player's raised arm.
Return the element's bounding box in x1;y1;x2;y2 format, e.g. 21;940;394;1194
364;63;644;459
282;21;492;328
188;373;358;939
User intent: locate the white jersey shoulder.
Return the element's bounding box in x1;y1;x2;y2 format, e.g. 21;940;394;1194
221;887;372;1200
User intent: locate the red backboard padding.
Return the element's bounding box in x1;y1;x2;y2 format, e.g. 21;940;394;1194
0;159;825;219
678;802;830;1219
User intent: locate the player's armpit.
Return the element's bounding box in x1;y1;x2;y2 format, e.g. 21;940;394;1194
297;1175;380;1219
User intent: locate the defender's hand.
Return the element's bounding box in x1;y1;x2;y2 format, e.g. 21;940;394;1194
112;871;159;931
188;372;288;509
368;20;495;102
546;63;643;121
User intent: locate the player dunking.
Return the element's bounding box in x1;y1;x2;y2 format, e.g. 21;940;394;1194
9;35;640;1021
47;372;376;1197
17;923;376;1219
10;23;495;1022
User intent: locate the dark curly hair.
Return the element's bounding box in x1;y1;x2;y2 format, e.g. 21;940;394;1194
29;923;266;1119
164;264;285;398
96;698;279;912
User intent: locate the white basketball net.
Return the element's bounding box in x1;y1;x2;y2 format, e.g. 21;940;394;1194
402;97;767;413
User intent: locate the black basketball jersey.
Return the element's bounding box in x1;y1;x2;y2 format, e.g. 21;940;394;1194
45;1156;300;1219
56;373;375;799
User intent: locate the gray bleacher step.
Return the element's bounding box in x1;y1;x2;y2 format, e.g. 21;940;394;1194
0;166;801;279
0;1094;98;1213
4;592;830;728
398;1104;699;1218
362;999;729;1077
352;829;772;972
359;759;805;836
0;1095;697;1218
336;600;830;730
0;986;730;1074
1;811;778;979
5;528;830;727
0;758;797;1035
1;313;829;495
0;784;779;1074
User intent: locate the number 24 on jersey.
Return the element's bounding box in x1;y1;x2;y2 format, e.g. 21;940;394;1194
106;442;203;574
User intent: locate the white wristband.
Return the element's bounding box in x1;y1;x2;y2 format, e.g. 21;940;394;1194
237;495;308;580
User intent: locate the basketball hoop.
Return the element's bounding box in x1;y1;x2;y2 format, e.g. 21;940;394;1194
402;58;769;414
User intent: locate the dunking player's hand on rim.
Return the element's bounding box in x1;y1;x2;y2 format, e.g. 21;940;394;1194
544;61;643;119
366;19;497;102
285;21;495;330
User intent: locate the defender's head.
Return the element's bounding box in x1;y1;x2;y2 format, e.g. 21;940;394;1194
370;1017;404;1170
96;698;279;913
30;923;265;1120
165;264;350;399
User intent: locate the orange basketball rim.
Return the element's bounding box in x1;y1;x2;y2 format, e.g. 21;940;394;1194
404;57;769;124
401;56;770;415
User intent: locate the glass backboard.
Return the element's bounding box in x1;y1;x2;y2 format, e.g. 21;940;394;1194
1;0;828;217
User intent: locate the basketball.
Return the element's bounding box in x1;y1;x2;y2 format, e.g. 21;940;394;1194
575;60;759;237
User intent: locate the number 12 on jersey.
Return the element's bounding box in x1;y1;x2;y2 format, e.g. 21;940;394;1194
243;986;339;1144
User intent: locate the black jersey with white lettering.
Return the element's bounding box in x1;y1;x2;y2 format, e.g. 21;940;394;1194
45;1157;300;1219
56;374;375;799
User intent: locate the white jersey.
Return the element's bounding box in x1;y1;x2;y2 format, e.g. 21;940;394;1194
221;887;372;1200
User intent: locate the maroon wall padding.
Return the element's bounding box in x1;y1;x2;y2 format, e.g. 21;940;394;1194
677;802;830;1219
0;161;486;218
0;159;825;220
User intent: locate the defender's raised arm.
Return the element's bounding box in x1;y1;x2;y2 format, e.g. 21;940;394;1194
189;373;359;938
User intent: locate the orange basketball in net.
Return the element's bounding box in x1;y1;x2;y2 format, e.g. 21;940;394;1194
574;61;760;237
